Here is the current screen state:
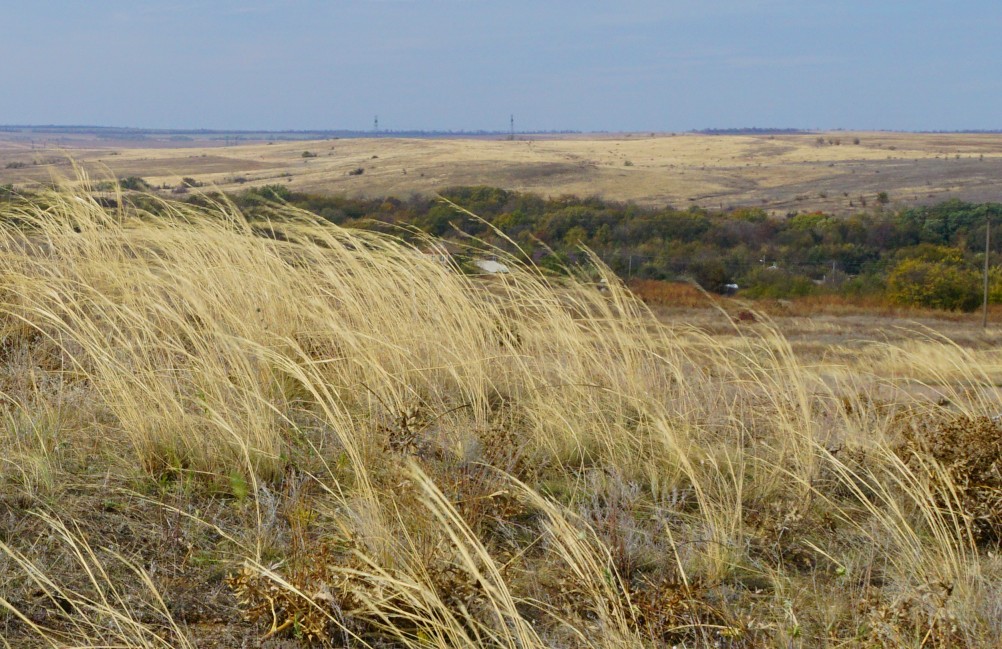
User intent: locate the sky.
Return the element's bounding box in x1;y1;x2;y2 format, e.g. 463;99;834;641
3;1;1002;132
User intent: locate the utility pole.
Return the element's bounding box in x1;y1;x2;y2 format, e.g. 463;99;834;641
509;114;515;141
984;217;991;328
374;115;379;133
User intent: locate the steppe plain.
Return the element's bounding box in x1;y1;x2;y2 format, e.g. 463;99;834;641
3;130;1002;648
4;130;1002;214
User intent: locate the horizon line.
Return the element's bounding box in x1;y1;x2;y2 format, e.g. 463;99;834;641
4;124;1002;137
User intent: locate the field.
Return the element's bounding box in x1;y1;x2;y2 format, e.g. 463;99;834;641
2;185;1002;647
4;130;1002;213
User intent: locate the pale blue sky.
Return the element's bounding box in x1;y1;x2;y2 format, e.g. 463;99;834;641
3;1;1001;132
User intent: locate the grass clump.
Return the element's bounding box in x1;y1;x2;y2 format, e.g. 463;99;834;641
0;180;1002;647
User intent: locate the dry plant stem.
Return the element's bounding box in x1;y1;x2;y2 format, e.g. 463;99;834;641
0;181;1000;647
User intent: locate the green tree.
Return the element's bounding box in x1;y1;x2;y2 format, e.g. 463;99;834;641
887;259;981;311
893;243;967;265
418;204;457;236
689;259;729;293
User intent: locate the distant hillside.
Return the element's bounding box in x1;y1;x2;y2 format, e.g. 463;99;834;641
0;124;580;142
4;131;1002;216
695;127;812;135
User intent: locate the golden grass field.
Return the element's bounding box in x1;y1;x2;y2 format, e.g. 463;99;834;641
4;131;1002;213
2;184;1002;647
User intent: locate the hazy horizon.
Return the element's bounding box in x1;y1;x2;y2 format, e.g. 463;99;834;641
8;124;1002;136
4;1;1002;133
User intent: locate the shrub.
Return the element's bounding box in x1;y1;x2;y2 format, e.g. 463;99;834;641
886;259;980;311
989;267;1002;304
899;416;1002;545
251;184;292;202
627;279;708;307
119;176;150;191
688;258;730;293
739;266;816;299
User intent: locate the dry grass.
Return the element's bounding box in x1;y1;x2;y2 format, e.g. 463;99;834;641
6;130;1002;213
2;183;1002;647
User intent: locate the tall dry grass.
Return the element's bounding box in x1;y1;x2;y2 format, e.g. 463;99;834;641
0;182;1001;647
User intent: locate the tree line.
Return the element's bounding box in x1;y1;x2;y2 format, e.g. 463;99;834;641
9;179;993;311
225;184;1001;311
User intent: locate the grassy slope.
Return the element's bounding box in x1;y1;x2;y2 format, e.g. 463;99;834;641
1;185;1002;647
7;131;1002;214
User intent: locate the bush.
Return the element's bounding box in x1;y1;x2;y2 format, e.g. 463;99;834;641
688;259;730;293
250;184;292;202
739;266;816;299
989;267;1002;304
899;416;1002;545
886;259;980;311
627;280;708;307
119;176;150;191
